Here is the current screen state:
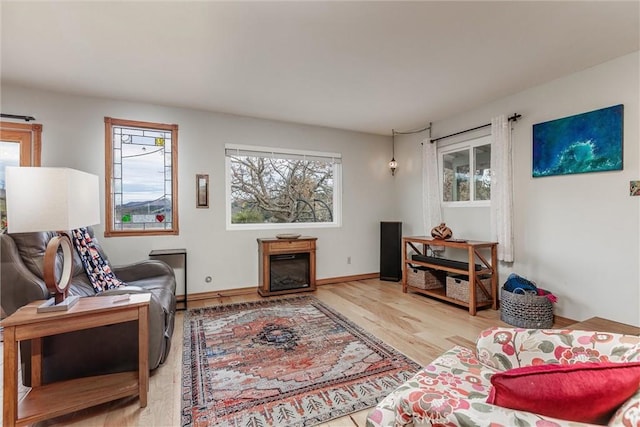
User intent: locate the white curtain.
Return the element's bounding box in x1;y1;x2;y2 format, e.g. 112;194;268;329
422;139;442;235
490;115;514;262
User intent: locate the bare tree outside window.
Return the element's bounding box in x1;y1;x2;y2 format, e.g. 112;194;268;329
227;147;340;225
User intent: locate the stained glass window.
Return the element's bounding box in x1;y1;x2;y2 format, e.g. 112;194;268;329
105;117;178;236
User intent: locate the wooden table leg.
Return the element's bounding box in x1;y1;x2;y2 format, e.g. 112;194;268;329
468;246;477;316
401;239;407;293
3;326;18;427
31;337;42;387
491;244;498;310
138;305;149;408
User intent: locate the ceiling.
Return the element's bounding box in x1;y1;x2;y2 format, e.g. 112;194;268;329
1;1;638;136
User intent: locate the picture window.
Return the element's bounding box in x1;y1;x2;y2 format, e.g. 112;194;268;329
225;144;342;229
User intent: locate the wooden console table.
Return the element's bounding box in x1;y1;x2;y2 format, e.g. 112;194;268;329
2;294;150;426
402;236;498;316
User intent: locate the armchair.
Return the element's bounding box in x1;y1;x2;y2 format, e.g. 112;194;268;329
1;227;176;385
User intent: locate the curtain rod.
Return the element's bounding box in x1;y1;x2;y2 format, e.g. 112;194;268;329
1;113;36;122
430;113;521;144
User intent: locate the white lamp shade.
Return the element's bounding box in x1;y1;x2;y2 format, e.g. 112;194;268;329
6;167;100;233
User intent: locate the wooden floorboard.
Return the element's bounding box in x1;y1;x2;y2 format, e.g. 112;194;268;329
2;279;574;426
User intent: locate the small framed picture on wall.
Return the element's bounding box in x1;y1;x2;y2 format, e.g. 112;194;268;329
196;174;209;208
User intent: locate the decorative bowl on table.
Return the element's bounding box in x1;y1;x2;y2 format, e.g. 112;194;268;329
276;233;301;240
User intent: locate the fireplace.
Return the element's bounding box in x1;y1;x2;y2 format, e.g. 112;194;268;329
258;237;317;296
270;253;310;292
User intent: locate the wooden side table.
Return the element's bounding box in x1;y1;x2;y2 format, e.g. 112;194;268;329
2;293;151;427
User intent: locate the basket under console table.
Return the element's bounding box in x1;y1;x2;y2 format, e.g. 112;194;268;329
402;236;498;316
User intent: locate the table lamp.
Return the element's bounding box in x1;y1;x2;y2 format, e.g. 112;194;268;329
5;167;100;312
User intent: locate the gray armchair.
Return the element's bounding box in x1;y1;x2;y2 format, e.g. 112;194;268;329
1;227;176;385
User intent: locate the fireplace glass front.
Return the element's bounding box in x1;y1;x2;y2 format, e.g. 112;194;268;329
269;253;310;292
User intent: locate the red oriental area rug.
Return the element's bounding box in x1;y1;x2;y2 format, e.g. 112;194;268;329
181;296;420;426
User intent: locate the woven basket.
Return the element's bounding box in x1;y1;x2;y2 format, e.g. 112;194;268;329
500;287;554;328
446;275;492;303
407;265;445;290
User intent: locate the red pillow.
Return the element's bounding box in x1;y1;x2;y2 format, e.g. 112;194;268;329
487;361;640;424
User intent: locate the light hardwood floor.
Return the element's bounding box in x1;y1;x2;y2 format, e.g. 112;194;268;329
5;279;574;427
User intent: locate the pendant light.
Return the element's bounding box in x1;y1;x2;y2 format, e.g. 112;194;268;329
389;129;398;176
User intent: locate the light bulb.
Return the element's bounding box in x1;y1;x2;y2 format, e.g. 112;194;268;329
389;158;398;176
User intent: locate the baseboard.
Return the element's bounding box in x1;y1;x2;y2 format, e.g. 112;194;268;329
186;287;258;301
316;273;379;286
185;273;381;301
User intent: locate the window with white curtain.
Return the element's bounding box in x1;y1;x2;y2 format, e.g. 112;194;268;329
225;144;342;229
438;135;491;206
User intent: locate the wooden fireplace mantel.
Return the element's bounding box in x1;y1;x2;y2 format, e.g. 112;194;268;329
257;237;317;297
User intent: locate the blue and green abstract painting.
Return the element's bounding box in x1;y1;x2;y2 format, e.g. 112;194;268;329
532;104;623;178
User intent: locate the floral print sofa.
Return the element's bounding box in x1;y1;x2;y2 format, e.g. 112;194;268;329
366;327;640;427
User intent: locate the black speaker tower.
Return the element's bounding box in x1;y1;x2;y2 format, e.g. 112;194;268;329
380;221;402;281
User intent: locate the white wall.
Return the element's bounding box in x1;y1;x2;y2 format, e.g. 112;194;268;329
3;52;638;325
395;52;640;325
1;86;396;293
